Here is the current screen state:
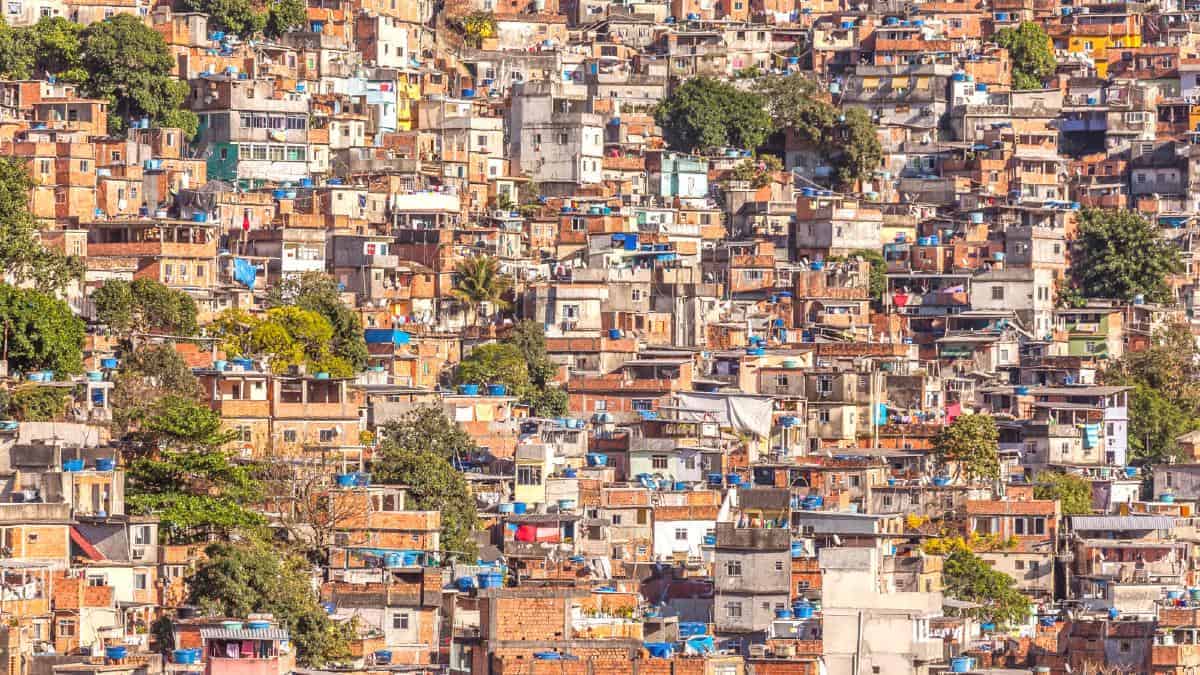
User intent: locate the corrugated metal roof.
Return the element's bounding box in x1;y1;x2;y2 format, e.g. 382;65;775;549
1070;515;1175;531
200;628;290;641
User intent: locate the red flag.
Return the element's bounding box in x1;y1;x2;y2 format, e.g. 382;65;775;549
242;211;250;231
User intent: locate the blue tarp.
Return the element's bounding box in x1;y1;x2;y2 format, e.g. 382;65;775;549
875;403;888;426
683;636;714;655
1083;423;1100;448
233;258;257;289
364;328;412;345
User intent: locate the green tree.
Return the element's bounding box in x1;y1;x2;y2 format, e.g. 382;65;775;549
110;343;202;434
142;395;234;448
654;76;774;153
933;414;1000;482
372;444;478;558
942;548;1031;626
524;385;568;418
188;542;353;667
378;406;476;461
92;278;198;336
458;11;496;48
503;321;566;417
266;272;368;372
161;108;200;141
1103;324;1200;464
23;17;85;82
1033;471;1093;515
1070;208;1180;304
729;155;783;189
456;343;530;390
80;15;190;130
126;441;265;542
0;157;83;291
6;386;70;421
754;73;836;146
0;20;34;79
213;307;354;377
178;0;265;38
265;0;306;37
832;107;883;189
0;283;84;376
450;256;512;326
993;22;1056;90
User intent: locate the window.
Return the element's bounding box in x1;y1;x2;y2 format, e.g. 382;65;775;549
517;466;543;486
725;560;742;576
674;528;687;541
991;286;1004;300
818;409;831;423
392;613;409;630
651;455;669;470
775;560;784;571
134;573;148;590
1015;560;1025;570
283;429;297;443
725;601;742;618
86;575;106;587
611;514;622;525
319;428;336;443
882;494;893;507
132;525;152;546
633;399;654;412
57;620;76;637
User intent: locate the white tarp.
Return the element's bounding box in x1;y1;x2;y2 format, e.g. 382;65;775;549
674;392;774;438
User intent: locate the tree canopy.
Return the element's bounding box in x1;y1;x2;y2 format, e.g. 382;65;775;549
450;256;512;325
1068;208;1180;305
0;157;83;291
265;0;307;37
93;278;199;336
178;0;265;37
374;407;480;557
942;547;1032;626
1103;323;1200;464
1033;471;1093;515
654;76;774;153
0;283;84;376
188;541;353;667
110;343;202;434
79;15;193;133
993;22;1056;90
754;73;882;188
266;272;368;372
214;307;355;377
933;414;1000;482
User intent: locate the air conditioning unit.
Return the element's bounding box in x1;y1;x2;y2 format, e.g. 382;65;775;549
131;547;146;560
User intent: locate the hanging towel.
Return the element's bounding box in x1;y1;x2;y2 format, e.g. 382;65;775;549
233;258;257;289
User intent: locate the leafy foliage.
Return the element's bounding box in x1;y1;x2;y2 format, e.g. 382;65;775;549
142;395;235;448
265;0;307;37
1103;324;1200;464
188;542;353;667
829;249;885;303
654;76;774;153
0;283;84;376
127;441;265;543
456;343;530;389
993;22;1056;90
933;414;1000;482
92;278;199;336
111;343;202;434
0;157;83;291
79;15;192;131
178;0;265;38
450;256;512;325
729;155;783;188
942;548;1031;626
372;443;478;558
457;11;496;47
1034;471;1093;515
754;73;882;188
266;272;368;372
1070;208;1180;305
213;307;354;377
378;406;477;461
6;386;70;421
0;17;85;82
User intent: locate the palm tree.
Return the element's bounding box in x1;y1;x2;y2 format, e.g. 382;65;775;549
449;255;512;326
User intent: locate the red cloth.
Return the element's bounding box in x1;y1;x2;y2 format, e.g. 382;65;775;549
946;402;962;424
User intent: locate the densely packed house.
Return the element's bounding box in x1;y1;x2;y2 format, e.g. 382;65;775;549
6;0;1200;672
